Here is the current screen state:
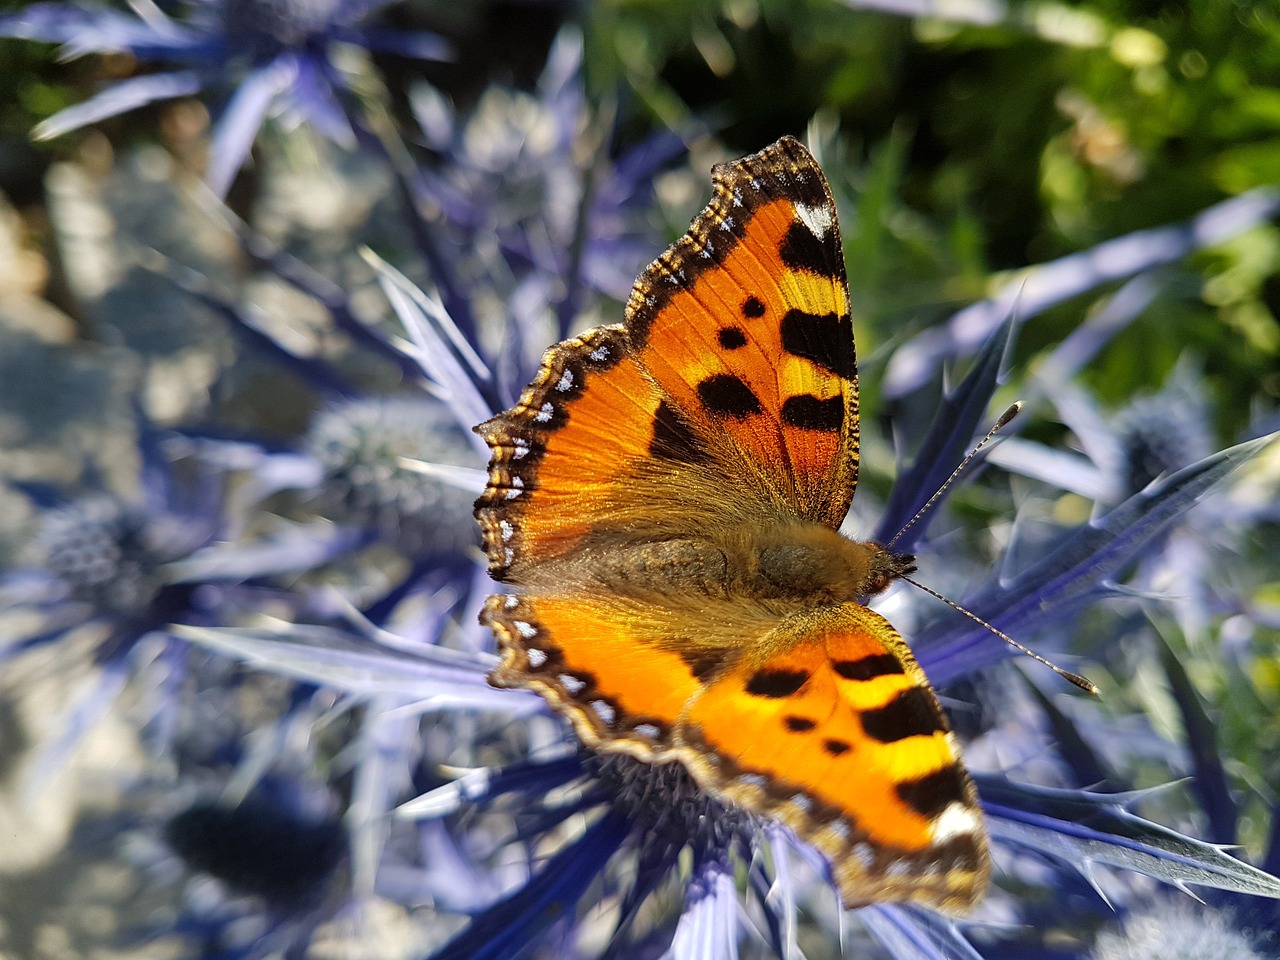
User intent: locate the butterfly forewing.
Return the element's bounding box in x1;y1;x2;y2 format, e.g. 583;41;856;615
625;138;860;530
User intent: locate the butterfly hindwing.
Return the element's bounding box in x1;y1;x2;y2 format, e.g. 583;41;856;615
485;588;988;912
484;589;705;756
681;602;987;911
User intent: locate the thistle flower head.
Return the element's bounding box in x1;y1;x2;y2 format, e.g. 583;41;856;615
36;495;170;617
1092;898;1269;960
165;783;347;904
306;395;479;558
1114;373;1213;495
0;0;448;195
220;0;352;49
592;753;756;871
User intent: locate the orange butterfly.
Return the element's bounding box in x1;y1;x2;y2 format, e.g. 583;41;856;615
474;136;989;911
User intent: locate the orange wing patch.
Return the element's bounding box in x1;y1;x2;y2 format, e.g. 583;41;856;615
475;326;758;582
475;326;657;579
484;589;702;756
474;136;990;914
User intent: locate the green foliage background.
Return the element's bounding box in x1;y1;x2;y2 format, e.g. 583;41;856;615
580;0;1280;421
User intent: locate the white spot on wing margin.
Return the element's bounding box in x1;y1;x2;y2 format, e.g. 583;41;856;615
794;202;834;239
930;801;982;843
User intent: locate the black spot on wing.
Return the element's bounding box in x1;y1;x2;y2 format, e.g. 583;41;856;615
780;309;855;380
697;374;762;420
679;648;724;683
717;327;748;350
833;653;906;681
742;296;766;318
779;220;841;279
860;688;943;743
784;715;816;732
745;669;809;698
781;394;844;432
650;400;710;464
823;738;852;756
896;766;968;820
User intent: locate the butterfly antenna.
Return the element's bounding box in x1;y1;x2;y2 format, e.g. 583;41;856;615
886;402;1023;552
901;574;1099;695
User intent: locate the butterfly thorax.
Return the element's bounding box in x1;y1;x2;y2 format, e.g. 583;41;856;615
727;522;915;602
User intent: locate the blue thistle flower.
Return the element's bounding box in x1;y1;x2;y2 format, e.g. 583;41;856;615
411;30;686;335
36;493;180;619
0;0;449;195
306;395;480;559
4;422;226;666
988;360;1221;510
0;410;375;792
1113;377;1214;497
165;782;346;905
106;761;358;960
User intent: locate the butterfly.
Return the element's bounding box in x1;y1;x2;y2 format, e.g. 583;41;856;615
474;136;989;912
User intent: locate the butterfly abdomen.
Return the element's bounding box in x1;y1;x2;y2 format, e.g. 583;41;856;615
572;522;909;606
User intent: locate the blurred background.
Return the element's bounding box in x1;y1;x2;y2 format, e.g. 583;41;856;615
0;1;1278;958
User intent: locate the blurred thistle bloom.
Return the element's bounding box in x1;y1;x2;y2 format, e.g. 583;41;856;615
0;415;368;786
988;358;1220;509
1113;373;1214;497
36;493;188;622
0;0;449;195
116;766;354;959
306;394;481;560
985;358;1279;672
3;425;227;665
411;30;687;331
165;779;346;906
1091;897;1268;960
1;477;216;788
174;593;546;945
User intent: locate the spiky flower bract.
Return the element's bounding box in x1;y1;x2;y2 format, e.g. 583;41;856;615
306;395;479;558
0;0;448;195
